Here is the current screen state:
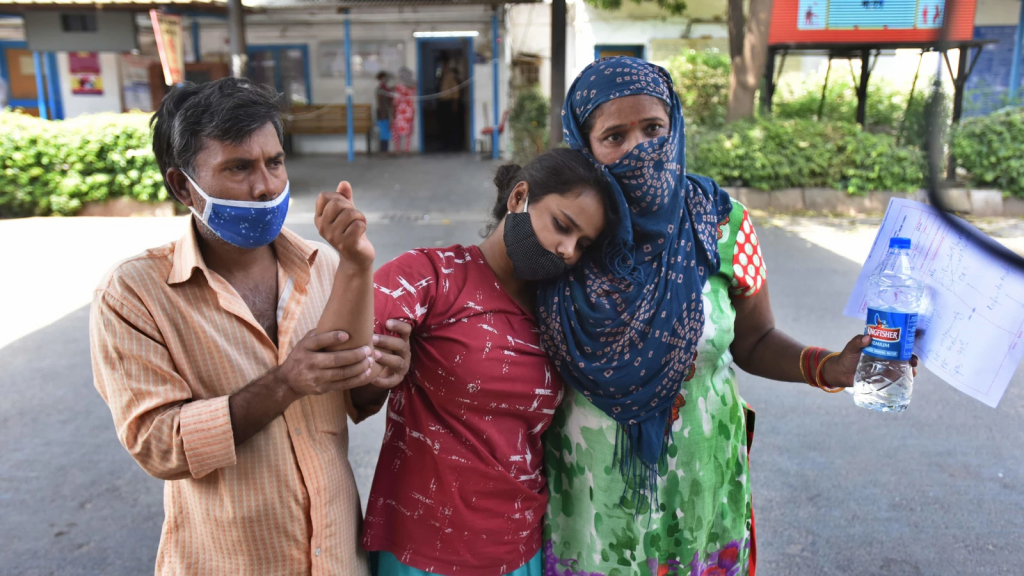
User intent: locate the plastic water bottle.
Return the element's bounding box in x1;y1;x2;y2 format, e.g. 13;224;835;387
853;237;923;412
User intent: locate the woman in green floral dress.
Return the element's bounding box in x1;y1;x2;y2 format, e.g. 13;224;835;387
535;57;889;576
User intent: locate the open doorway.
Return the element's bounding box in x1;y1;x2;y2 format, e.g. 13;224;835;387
417;38;472;153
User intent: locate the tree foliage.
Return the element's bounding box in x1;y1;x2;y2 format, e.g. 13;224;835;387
582;0;687;16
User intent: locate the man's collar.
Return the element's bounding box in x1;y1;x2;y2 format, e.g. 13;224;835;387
167;218;206;285
168;217;319;286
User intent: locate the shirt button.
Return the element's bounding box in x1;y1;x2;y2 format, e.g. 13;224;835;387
295;427;302;436
315;548;321;557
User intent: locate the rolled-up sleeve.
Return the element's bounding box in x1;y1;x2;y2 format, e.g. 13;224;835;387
90;288;237;481
180;396;236;478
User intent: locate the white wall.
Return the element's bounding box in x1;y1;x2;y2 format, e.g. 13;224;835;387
509;1;730;102
508;0;732;149
507;3;561;98
976;0;1020;26
56;51;122;118
572;2;728;77
192;6;509;155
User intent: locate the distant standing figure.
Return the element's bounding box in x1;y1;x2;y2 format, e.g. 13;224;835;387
376;71;393;153
437;55;464;151
392;67;417;154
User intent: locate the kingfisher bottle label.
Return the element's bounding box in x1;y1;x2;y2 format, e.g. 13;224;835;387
863;308;917;361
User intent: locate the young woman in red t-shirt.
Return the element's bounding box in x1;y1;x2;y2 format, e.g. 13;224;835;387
314;149;613;575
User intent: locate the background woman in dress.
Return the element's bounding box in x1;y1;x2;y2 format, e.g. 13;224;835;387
391;67;417;154
537;56;915;575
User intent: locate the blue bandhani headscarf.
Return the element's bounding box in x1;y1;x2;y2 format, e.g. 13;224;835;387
537;57;732;509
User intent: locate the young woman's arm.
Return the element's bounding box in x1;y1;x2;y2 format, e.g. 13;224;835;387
314;182;384;381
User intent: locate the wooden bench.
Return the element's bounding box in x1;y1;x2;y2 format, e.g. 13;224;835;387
284;104;374;154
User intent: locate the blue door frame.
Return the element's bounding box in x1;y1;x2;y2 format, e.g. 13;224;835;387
247;44;312;104
594;44;645;61
0;41;63;118
416;37;475;154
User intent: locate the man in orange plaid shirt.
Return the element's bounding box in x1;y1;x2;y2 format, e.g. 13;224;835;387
90;77;410;575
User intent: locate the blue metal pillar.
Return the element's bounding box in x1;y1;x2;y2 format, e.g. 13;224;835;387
192;20;201;63
344;9;355;163
32;52;47;120
1010;0;1024;102
45;53;62;119
45;53;57;119
491;10;500;160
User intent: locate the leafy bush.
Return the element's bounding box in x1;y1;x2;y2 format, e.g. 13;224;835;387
665;49;731;127
509;86;550;165
772;75;948;150
688;118;925;194
0;111;164;217
952;107;1024;197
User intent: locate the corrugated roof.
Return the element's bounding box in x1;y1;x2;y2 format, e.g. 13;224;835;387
249;0;537;7
0;0;230;12
0;0;227;6
0;0;536;10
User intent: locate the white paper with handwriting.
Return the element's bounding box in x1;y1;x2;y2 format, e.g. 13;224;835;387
844;198;1024;407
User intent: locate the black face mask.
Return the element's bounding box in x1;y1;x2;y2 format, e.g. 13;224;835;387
503;200;570;281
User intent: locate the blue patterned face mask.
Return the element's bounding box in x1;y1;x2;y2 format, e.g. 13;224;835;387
183;172;290;249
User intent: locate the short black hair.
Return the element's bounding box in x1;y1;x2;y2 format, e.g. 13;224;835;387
487;148;615;235
151;77;283;200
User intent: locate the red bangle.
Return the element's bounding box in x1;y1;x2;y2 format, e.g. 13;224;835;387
802;346;827;387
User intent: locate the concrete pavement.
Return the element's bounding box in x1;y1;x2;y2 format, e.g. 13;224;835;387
1;155;1021;575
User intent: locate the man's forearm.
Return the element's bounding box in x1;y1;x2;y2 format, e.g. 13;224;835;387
228;368;300;446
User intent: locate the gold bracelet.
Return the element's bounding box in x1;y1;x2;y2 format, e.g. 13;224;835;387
799;347;810;386
815;352;845;393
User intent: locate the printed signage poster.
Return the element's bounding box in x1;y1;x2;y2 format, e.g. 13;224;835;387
150;10;184;85
69;52;103;96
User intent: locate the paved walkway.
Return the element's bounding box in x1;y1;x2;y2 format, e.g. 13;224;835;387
1;155;1022;575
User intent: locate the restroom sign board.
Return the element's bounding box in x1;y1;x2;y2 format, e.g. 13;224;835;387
769;0;977;45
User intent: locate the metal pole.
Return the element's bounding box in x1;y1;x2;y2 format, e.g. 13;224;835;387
192;20;201;64
949;47;969;180
952;48;968;125
32;52;47;120
227;0;247;78
897;51;925;146
344;9;355;163
492;9;500;160
760;48;775;114
45;54;61;119
45;53;57;120
549;0;566;147
1010;0;1024;102
817;56;832;119
856;50;870;126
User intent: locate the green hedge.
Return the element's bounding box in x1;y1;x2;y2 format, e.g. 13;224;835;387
509;86;550;166
665;49;731;128
687;118;926;194
952;107;1024;198
0;111;165;217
